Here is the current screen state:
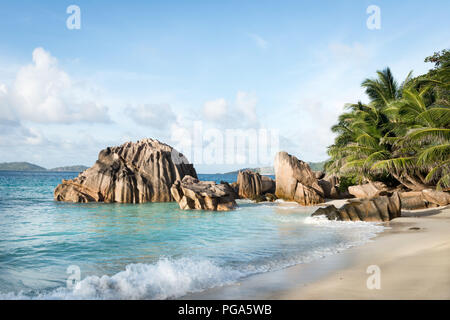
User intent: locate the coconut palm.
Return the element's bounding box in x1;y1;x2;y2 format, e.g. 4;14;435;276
326;49;450;190
326;68;404;183
371;85;449;189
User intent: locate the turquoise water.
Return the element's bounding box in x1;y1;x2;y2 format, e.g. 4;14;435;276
0;171;384;299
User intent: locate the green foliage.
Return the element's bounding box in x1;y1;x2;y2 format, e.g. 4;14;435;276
326;49;450;190
337;175;358;193
308;161;326;172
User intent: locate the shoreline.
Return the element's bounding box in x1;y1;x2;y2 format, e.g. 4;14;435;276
185;205;450;300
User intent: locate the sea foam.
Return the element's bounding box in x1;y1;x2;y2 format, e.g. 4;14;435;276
1;258;245;300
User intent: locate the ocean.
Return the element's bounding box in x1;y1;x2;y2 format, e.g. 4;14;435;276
0;171;384;299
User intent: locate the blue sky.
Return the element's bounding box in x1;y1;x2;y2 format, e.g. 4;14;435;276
0;0;449;173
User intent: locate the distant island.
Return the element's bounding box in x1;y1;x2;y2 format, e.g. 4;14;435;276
0;162;47;171
224;166;275;175
49;165;89;172
0;162;88;172
224;161;326;175
306;161;327;172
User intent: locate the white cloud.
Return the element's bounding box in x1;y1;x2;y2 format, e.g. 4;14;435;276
1;47;110;124
0;48;115;167
0;83;6;95
248;33;269;49
0;122;46;147
203;98;227;121
0;126;116;168
0;83;16;123
201;92;259;128
236;91;257;123
127;103;176;130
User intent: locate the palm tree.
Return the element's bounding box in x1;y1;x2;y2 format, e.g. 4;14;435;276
326;50;450;191
371;85;448;190
361;67;401;109
326;68;403;184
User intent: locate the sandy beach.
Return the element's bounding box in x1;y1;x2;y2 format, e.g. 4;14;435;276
186;204;450;300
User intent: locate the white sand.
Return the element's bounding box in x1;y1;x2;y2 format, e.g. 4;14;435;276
276;206;450;300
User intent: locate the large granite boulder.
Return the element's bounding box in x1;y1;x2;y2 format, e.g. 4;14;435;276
399;191;429;210
274;151;324;205
170;176;237;211
236;170;275;199
422;189;450;206
54;139;197;203
398;189;449;210
348;182;388;199
312;193;401;222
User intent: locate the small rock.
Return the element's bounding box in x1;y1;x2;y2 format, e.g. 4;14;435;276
399;191;429;210
171;176;237;211
265;193;277;202
422;189;450;206
348;182;388;199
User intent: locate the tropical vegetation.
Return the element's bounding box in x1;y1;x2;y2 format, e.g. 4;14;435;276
326;49;450;191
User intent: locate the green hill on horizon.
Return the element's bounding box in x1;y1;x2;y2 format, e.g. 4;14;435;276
307;161;326;172
49;165;89;172
0;162;89;172
223;162;327;175
0;162;47;171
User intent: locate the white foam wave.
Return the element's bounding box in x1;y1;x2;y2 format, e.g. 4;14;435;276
235;199;253;204
274;199;299;205
305;215;385;229
1;258;245;300
267;214;309;223
304;215;385;247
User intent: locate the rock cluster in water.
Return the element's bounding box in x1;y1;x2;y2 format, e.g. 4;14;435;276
170;175;237;211
312;193;401;222
236;170;275;200
54;139;197;203
273;151;324;205
53;138;449;218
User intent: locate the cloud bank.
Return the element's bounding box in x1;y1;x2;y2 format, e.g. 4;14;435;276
0;48;110;125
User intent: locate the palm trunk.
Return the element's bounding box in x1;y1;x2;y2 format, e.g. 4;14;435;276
404;173;428;190
416;171;431;186
391;172;418;190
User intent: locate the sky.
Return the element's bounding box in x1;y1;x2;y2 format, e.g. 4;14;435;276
0;0;449;173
